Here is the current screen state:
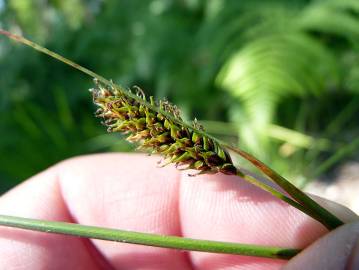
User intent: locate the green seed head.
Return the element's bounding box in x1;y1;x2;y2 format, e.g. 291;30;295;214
91;81;237;175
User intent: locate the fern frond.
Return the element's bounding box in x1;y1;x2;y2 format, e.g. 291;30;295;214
216;33;338;156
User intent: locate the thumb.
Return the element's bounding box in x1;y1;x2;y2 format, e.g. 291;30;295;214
284;221;359;270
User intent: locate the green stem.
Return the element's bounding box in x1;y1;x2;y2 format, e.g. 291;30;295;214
230;146;343;230
238;173;343;227
239;173;306;212
0;29;228;148
0;215;299;260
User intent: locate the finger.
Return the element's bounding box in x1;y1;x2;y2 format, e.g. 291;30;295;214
57;153;193;270
2;153;356;270
283;221;359;270
179;172;358;270
0;165;107;270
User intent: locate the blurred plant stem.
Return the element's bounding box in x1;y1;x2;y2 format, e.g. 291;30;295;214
313;137;359;178
201;120;331;150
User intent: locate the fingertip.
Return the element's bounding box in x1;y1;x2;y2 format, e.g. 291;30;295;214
284;221;359;270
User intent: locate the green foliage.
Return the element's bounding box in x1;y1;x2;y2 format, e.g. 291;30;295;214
0;0;358;191
218;33;338;155
212;0;359;179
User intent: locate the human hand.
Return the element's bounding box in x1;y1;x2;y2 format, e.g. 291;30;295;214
0;154;357;270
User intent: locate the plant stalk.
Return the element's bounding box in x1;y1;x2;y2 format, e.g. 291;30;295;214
0;29;344;230
238;173;344;227
0;215;299;260
239;173;306;212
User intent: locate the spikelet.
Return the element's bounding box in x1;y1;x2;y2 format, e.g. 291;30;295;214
91;80;237;175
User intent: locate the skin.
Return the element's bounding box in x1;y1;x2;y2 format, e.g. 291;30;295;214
0;153;358;270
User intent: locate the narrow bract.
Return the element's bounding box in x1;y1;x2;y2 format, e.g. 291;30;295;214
91;80;237;175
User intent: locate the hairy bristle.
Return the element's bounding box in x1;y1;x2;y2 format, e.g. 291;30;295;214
92;80;237;175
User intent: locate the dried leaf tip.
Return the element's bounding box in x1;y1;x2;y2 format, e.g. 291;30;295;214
91;80;237;175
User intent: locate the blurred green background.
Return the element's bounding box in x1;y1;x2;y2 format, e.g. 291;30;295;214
0;0;358;193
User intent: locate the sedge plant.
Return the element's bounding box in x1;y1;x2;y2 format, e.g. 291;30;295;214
0;30;345;259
